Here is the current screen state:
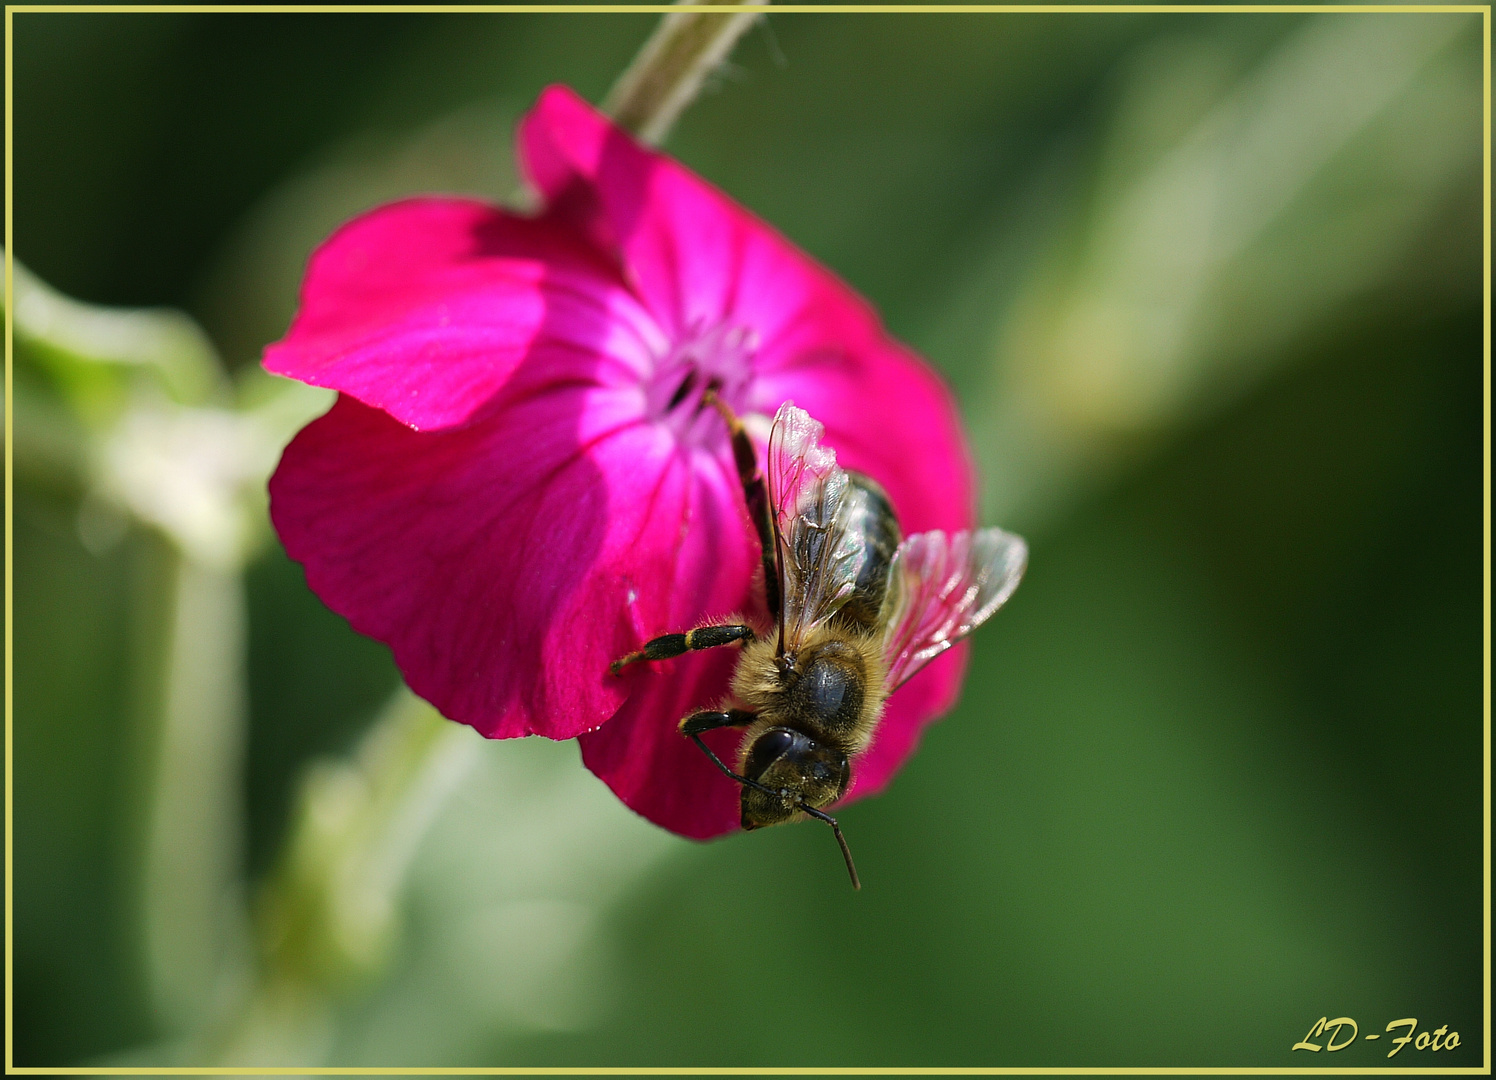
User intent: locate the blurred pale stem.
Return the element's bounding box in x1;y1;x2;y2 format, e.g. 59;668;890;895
604;0;768;145
7;252;252;1038
9;253;326;1054
208;691;478;1066
140;554;253;1035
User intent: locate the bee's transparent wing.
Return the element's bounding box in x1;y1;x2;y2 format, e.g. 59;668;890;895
766;402;871;652
882;528;1027;690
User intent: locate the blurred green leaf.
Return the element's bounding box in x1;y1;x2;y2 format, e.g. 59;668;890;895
12;254;224;415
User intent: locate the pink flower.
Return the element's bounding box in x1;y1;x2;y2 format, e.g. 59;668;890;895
266;85;976;839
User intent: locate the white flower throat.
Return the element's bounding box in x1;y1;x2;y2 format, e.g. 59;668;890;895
645;321;759;443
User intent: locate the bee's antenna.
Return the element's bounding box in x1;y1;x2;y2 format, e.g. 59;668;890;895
798;804;862;891
686;732;862;891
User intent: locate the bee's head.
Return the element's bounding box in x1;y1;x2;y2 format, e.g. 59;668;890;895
738;726;850;830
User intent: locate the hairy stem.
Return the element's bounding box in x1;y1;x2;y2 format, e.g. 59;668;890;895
604;0;769;146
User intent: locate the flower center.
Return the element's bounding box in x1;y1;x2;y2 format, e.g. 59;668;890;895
645;321;759;443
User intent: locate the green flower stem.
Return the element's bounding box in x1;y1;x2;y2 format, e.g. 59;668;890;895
10;257;338;1057
603;0;769;146
138;552;254;1036
7;255;252;1040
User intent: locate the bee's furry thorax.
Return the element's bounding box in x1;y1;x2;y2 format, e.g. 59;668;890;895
731;623;889;760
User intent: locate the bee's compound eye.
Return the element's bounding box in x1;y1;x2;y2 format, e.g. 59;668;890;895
744;728;799;781
764;729;795;754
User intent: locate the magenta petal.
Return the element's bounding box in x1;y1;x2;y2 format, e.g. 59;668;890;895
270;387;756;741
264;198;658;432
521;86;874;356
578;652;745;841
520;88;973;531
755;338;975;538
578;435;768;838
520;85;975;526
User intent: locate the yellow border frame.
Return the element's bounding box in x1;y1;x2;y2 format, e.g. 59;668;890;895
3;3;1490;1075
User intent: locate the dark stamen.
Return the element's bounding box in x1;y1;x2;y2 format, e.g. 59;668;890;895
695;376;724;413
666;370;698;411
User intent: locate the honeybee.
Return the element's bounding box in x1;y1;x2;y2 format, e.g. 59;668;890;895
612;397;1027;888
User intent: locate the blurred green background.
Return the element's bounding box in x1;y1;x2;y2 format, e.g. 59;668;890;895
9;7;1485;1069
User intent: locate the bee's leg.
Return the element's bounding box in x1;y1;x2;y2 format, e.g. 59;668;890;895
705;391;780;623
679;708;757;736
684;730;768;790
679;710;760;784
609;623;754;675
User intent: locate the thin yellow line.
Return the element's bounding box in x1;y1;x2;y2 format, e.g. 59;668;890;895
5;5;15;1074
1483;5;1492;1074
0;4;1492;12
2;1065;1496;1071
2;2;1484;1077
